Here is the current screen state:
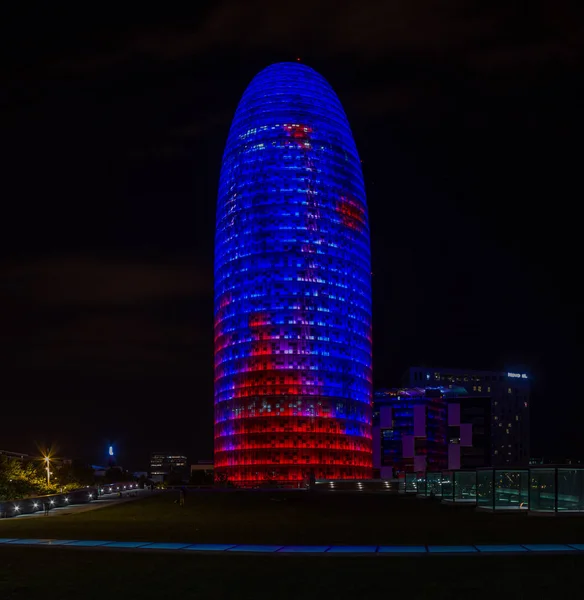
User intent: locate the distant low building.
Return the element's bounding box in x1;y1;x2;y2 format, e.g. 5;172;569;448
190;461;214;485
0;450;29;461
190;460;213;473
91;465;107;477
149;452;188;483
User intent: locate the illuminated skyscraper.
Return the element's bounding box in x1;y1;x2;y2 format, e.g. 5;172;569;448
214;63;372;485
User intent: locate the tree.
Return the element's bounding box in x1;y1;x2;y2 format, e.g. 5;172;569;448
0;456;39;500
0;455;87;501
58;461;95;486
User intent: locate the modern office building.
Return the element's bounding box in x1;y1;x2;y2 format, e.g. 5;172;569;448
373;388;446;477
452;394;492;469
149;453;188;483
373;387;491;477
403;367;530;465
214;62;373;485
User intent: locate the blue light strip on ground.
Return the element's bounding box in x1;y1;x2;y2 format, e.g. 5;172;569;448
428;545;477;553
103;541;149;548
1;539;583;554
475;545;528;553
326;545;378;553
60;540;111;547
184;544;237;551
228;545;283;553
277;545;330;553
140;543;192;550
378;546;427;553
522;544;576;552
37;540;78;546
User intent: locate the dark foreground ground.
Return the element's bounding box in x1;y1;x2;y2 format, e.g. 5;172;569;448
2;490;584;545
0;546;582;600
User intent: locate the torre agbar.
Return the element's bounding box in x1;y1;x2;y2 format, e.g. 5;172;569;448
214;63;372;485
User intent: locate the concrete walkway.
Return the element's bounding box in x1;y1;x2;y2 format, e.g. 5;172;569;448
5;489;152;520
0;539;582;555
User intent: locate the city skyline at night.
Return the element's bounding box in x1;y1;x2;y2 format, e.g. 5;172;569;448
2;5;581;467
214;63;372;484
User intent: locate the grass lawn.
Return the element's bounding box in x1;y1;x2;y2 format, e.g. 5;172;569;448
2;490;584;545
0;546;582;599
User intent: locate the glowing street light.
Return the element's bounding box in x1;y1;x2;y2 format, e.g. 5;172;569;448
44;455;51;486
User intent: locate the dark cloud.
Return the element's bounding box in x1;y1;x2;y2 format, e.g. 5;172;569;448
22;0;578;147
0;256;212;375
43;1;581;75
3;256;210;305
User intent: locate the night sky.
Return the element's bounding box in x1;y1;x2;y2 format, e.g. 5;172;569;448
2;3;583;468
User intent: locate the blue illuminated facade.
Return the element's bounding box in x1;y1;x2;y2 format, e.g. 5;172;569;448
214;63;372;485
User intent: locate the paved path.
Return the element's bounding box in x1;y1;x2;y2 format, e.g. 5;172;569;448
5;489;152;520
0;539;583;555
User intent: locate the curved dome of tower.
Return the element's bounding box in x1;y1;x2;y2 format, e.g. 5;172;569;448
214;62;372;485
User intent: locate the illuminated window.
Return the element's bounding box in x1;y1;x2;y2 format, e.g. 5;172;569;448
508;388;512;394
477;386;482;392
487;387;491;392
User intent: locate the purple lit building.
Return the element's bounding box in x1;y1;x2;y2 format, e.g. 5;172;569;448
373;387;491;477
403;366;530;466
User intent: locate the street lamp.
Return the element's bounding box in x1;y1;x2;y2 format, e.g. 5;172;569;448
43;454;51;486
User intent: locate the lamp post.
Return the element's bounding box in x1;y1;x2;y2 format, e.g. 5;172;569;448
45;456;50;486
